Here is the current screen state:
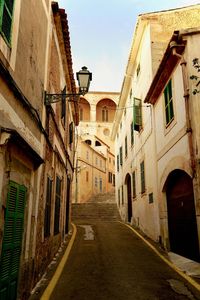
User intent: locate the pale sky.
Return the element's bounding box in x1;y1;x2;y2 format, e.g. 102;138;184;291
58;0;200;92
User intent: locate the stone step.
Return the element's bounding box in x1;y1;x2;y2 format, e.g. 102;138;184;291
71;202;121;221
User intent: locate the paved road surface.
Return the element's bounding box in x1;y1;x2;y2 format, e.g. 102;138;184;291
50;221;200;300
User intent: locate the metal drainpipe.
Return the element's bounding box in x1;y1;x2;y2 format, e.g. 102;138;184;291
180;55;196;177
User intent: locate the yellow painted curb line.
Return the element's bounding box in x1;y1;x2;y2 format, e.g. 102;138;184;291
40;223;77;300
119;221;200;293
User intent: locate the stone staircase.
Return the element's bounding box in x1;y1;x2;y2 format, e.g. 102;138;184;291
71;192;121;221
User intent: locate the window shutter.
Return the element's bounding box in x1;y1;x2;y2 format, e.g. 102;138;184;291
133;97;142;131
131;122;134;145
140;161;145;193
44;177;52;238
119;146;123;166
0;181;26;299
117;155;119;172
0;0;14;44
54;177;61;235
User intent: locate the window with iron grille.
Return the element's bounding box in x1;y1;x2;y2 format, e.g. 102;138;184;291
125;136;128;157
133;97;142;132
0;0;14;44
44;177;52;238
164;79;174;125
140;161;145;194
119;146;123;166
54;176;61;235
131;121;134;145
132;171;136;198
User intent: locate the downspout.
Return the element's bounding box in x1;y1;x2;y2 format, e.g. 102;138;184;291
173;46;196;177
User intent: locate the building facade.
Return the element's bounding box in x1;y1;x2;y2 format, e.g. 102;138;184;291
112;4;200;258
72;92;119;203
0;1;78;299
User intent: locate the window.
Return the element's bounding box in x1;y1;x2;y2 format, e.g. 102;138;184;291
149;193;153;204
102;107;108;122
54;176;61;235
108;172;112;183
100;160;102;168
69;122;73;144
86;171;89;182
119;146;123;166
125;136;128;157
96;157;98;165
130;88;132;99
95;177;98;187
164;79;174;125
140;161;145;194
0;0;15;44
99;177;102;192
132;171;136;198
117;155;119;172
109;157;111;163
131;121;134;145
121;186;124;205
44;177;52;238
133;98;142;132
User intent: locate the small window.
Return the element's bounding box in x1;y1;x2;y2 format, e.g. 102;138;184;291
0;0;15;44
54;176;62;235
140;161;145;194
131;122;134;145
121;186;124;205
96;157;98;165
149;193;153;204
108;172;112;183
117;155;119;172
130;88;132;99
132;171;136;198
118;188;120;206
95;177;98;187
125;136;128;157
44;177;53;238
119;146;123;166
164;79;174;125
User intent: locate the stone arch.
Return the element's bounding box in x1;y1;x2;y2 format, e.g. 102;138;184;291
125;173;132;223
79;97;90;121
96;99;116;122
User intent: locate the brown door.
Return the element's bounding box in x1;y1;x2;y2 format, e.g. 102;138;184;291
166;170;199;261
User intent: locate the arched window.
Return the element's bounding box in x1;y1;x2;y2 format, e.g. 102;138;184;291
95;141;101;146
85;140;91;145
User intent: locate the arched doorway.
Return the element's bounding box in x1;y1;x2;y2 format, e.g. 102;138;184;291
125;174;132;223
166;169;199;261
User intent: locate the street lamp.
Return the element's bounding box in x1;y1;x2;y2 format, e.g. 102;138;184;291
44;66;92;105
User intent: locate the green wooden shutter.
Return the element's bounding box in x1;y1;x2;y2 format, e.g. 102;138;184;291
133;97;142;131
0;181;26;300
140;161;145;194
0;0;15;44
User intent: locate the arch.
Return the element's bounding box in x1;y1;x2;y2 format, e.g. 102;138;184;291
95;141;101;146
125;173;132;223
96;99;116;122
79;97;90;121
166;169;199;261
85;140;91;145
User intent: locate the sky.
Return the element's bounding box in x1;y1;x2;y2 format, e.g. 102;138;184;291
58;0;200;92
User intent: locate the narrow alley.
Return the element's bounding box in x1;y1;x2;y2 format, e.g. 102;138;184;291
49;221;200;300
